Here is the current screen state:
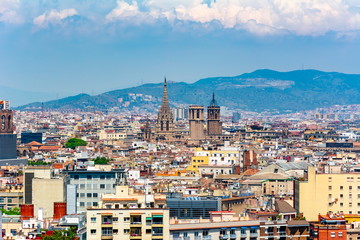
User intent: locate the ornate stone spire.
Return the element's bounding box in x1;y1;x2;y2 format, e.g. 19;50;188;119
160;77;171;111
156;77;174;135
210;92;218;106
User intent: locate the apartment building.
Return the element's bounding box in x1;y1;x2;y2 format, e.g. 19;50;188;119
295;166;360;221
170;220;260;240
86;185;169;240
64;168;126;213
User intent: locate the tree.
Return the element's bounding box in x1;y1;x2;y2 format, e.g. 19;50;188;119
65;138;87;149
93;157;111;165
0;207;20;215
42;227;77;240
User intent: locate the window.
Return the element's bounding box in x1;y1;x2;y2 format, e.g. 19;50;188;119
90;217;96;223
241;229;246;234
124;229;130;234
113;229;118;234
330;232;335;238
338;232;343;237
93;193;98;198
194;232;199;237
90;229;96;234
340;202;343;207
80;184;85;189
340;186;343;190
328;177;332;182
100;175;105;179
74;175;79;180
80;193;85;197
350;186;353;190
124;217;130;222
87;193;92;198
350;202;353;207
340;194;343;198
184;232;188;237
350;194;353;199
329;186;332;190
93;202;98;207
113;217;118;222
80;202;85;206
100;184;105;189
87;175;92;180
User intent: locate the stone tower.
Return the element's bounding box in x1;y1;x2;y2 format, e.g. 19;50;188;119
207;93;222;135
189;105;206;140
0;109;17;159
0;110;14;134
156;78;174;140
143;119;152;142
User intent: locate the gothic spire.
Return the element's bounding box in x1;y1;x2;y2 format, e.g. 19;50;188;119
161;77;170;110
210;92;217;106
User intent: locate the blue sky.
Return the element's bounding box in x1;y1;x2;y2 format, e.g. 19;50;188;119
1;0;360;105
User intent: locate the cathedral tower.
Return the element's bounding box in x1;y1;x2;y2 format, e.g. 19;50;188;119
155;78;174;140
207;93;222;135
189;105;205;140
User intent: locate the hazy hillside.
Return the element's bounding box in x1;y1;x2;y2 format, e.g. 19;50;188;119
17;69;360;113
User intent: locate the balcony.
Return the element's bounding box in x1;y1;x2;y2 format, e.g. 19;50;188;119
101;236;113;240
130;233;142;239
230;234;236;239
101;221;113;227
250;233;258;237
220;234;228;239
203;236;212;240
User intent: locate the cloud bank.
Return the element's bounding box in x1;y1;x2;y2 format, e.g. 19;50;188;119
3;0;360;36
33;8;78;28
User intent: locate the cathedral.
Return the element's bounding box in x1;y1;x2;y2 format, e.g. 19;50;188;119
154;78;176;141
147;78;229;144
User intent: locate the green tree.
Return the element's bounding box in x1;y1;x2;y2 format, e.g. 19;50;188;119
28;161;50;166
0;207;21;215
65;138;87;149
93;157;111;165
42;227;77;240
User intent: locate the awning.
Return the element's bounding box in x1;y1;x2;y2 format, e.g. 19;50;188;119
146;217;152;220
152;215;163;218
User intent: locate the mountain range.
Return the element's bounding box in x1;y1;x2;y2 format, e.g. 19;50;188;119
16;69;360;113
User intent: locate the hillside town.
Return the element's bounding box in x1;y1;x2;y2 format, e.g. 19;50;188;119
2;80;360;240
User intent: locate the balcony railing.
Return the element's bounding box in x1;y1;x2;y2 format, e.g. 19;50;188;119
153;233;163;236
130;221;142;225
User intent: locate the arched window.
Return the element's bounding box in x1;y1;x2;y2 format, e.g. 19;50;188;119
1;115;5;130
166;121;169;131
8;115;11;129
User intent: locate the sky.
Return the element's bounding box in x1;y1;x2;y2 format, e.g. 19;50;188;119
1;0;360;105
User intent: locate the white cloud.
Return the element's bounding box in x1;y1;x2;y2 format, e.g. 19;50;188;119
0;0;22;24
33;8;78;28
105;0;360;36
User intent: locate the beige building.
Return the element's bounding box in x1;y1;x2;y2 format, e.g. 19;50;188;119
86;185;169;240
24;166;66;219
0;186;23;210
295;166;360;221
